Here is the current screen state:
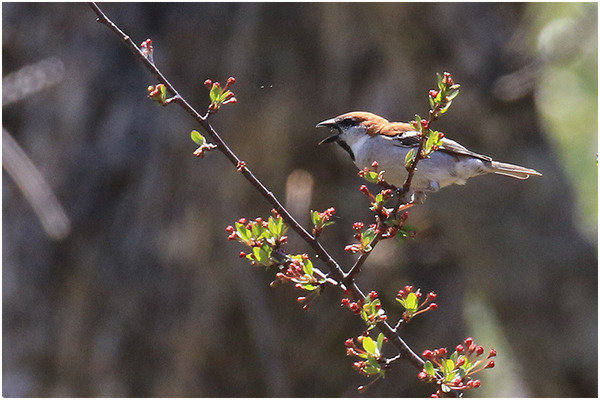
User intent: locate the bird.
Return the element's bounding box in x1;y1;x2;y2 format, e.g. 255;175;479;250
316;111;541;202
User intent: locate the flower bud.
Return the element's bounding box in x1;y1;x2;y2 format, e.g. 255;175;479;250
476;346;484;356
204;79;213;89
422;349;434;359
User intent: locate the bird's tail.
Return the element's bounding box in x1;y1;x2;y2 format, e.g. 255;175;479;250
489;161;542;180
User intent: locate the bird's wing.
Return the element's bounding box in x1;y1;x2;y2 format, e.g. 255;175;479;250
438;138;492;162
380;121;492;162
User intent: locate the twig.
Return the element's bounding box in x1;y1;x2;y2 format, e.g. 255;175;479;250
87;1;429;377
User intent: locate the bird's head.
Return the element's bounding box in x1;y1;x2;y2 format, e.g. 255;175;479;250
316;111;389;145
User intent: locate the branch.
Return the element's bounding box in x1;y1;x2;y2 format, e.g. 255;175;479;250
88;2;347;284
400;73;459;202
87;0;431;382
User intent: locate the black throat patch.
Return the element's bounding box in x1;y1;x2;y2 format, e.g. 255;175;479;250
337;140;355;161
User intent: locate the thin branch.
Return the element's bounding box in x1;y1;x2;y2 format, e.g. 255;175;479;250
87;1;430;377
344;234;381;283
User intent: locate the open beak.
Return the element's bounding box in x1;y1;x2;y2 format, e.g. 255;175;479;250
316;118;340;145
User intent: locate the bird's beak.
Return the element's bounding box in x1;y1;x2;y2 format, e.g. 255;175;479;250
316;118;340;145
316;117;338;129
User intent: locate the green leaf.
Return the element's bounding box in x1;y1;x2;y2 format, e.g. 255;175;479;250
439;100;453;114
235;222;252;242
268;216;282;237
363;170;380;184
250;223;260;237
209;85;221;102
376;333;385;350
405;148;416;168
425;360;436;376
447;89;460;101
302;258;313;275
159;84;167;101
450;350;458;363
253;245;272;265
302;283;318;291
191;130;205;145
362;336;377;355
441;358;455;375
404;292;419;312
219;89;232;102
310;210;320;226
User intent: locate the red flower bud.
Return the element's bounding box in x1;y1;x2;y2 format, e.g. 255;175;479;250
476;346;484;356
239;251;246;258
227;76;236;86
204;79;213;89
428;303;438;310
369;291;378;299
456;344;464;353
429;90;439;98
486;360;495;368
469;379;481;388
489;348;497;357
422;349;434;359
464;337;473;347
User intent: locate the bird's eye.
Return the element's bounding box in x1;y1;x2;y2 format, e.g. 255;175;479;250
338;118;357;128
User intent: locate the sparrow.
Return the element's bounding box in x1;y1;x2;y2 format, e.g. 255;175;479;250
317;111;541;201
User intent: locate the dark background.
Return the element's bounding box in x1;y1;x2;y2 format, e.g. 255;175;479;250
3;2;597;397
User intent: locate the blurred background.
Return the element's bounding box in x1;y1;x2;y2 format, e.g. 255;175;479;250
2;3;597;397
